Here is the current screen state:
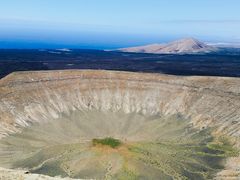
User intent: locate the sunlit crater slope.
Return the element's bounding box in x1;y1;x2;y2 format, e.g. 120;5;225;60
0;70;239;179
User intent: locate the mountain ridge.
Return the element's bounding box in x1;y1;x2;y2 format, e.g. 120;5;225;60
118;38;218;54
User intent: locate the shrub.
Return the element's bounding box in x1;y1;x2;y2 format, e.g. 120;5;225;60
92;137;122;148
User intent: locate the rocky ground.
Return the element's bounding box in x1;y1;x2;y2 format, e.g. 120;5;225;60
0;167;81;180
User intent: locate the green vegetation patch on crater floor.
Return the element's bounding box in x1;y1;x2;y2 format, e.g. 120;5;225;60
92;137;122;148
0;111;238;179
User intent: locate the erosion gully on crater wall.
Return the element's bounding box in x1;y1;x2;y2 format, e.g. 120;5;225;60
0;70;239;179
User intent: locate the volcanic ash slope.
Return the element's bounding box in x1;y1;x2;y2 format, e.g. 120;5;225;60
0;70;239;179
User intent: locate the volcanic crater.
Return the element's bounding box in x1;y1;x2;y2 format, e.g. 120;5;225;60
0;70;239;179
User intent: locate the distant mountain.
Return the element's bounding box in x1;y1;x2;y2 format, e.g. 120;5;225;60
118;38;218;54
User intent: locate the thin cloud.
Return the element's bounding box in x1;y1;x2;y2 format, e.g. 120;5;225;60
157;20;240;24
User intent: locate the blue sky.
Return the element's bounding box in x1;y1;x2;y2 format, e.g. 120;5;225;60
0;0;240;49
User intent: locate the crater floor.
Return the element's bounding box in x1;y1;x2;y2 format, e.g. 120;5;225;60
0;70;239;179
0;111;236;179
